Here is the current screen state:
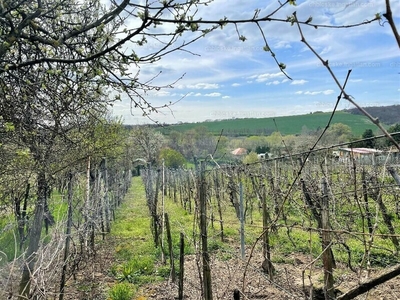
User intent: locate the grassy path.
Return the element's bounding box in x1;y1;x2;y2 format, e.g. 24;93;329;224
111;176;157;256
66;176;169;300
107;176;193;300
73;175;265;299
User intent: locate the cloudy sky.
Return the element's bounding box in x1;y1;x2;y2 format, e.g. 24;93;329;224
110;0;400;125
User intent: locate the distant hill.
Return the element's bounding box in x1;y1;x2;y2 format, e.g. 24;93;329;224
344;105;400;126
159;111;380;137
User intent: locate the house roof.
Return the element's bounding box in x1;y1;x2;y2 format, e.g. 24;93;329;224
338;147;383;154
231;148;248;156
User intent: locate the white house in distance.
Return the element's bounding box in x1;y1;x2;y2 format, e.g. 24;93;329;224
257;153;267;159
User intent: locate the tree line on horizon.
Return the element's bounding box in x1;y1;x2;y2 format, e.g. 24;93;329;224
129;122;400;170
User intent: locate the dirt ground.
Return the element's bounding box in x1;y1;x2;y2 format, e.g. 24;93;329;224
62;237;400;300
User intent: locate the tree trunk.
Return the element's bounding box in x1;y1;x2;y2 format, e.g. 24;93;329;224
59;173;73;300
103;158;111;234
84;156;91;251
19;171;47;299
15;183;30;251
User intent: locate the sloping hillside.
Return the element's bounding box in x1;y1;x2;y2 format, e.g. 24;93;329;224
160;111;376;137
344;105;400;125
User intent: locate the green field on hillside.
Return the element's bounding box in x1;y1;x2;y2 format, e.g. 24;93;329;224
160;111;379;137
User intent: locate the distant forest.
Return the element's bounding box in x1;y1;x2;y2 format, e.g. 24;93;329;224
344;105;400;125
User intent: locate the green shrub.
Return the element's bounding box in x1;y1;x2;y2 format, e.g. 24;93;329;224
108;282;134;300
129;256;154;275
159;148;186;169
156;265;171;278
116;256;155;283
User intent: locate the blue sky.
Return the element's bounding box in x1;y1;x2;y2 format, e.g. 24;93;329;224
111;0;400;124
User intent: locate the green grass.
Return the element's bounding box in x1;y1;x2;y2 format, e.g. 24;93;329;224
159;111;378;137
48;191;69;223
0;217;19;265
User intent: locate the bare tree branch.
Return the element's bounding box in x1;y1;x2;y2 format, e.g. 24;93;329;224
383;0;400;48
292;11;400;152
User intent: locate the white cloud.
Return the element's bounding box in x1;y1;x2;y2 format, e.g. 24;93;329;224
320;46;332;55
295;91;303;94
186;92;203;97
232;83;241;87
303;89;335;96
187;83;220;89
252;72;284;82
274;40;292;49
155;91;171;97
349;79;363;83
291;79;308;85
266;80;281;85
222;96;231;99
323;89;335;95
204;92;222;97
305;91;321;95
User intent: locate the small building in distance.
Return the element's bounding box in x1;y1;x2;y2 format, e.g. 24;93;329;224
231;148;248;156
336;147;383;164
257;153;267;160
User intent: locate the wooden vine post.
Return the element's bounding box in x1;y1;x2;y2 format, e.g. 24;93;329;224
199;161;213;300
262;183;274;279
164;213;176;282
178;232;185;300
239;182;245;260
361;169;373;235
321;177;334;299
387;166;400;186
214;171;224;242
153;169;161;247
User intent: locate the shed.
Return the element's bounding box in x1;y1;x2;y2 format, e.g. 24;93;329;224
337;147;383;164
